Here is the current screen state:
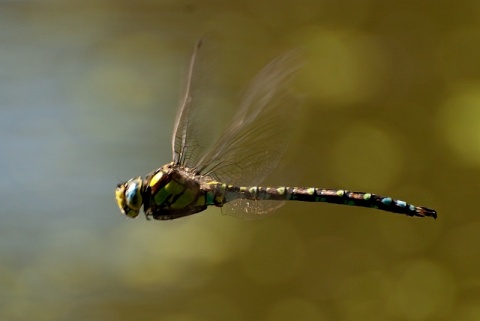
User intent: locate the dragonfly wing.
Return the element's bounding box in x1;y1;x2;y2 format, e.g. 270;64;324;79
172;40;198;165
171;39;220;168
194;51;303;186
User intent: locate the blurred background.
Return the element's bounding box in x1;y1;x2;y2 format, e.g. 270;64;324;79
0;0;478;320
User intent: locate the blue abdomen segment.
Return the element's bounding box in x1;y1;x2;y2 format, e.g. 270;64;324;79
307;189;436;218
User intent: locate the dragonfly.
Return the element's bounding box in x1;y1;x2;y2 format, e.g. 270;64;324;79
115;40;437;221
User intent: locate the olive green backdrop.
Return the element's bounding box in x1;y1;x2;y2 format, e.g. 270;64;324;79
0;1;476;320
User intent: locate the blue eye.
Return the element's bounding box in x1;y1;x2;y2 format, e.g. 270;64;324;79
125;178;143;211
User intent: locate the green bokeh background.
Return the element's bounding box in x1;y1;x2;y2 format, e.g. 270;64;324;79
1;1;478;320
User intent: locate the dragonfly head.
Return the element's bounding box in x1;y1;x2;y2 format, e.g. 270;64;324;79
115;177;144;218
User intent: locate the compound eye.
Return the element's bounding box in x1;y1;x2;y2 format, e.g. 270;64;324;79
125;177;143;211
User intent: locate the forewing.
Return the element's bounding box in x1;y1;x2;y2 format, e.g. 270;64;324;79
171;39;220;168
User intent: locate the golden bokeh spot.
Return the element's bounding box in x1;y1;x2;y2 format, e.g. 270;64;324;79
329;123;403;190
437;84;480;166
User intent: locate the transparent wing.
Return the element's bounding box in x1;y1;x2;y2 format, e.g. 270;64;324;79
222;199;286;219
172;39;217;167
193;51;303;187
172;43;302;218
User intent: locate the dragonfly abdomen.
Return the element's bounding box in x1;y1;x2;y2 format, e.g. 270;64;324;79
223;185;437;219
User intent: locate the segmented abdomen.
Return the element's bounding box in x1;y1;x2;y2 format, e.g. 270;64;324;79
223;185;436;219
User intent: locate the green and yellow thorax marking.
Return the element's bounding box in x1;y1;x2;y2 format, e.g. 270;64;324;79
149;169;194;208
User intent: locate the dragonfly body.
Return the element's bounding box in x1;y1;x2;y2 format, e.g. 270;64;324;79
116;161;436;220
115;40;437;221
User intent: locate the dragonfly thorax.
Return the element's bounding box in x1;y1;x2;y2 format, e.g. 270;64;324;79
141;164;214;220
